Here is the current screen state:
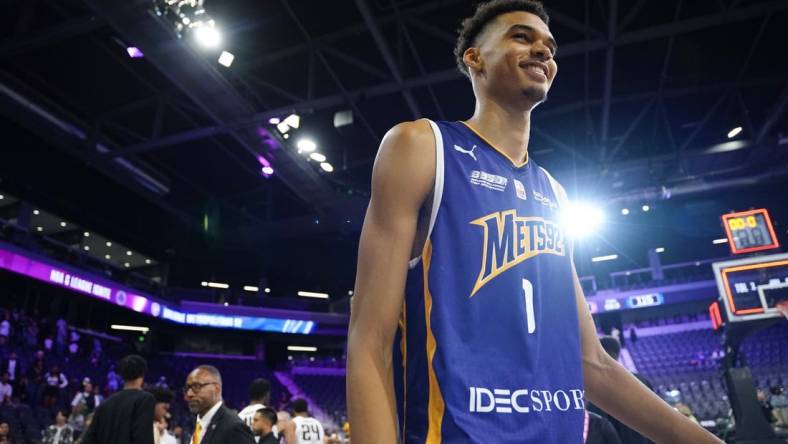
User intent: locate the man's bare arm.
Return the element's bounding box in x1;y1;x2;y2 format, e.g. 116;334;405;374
346;120;436;444
574;267;723;443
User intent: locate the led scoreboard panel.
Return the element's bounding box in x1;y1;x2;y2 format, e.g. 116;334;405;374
722;209;779;254
712;252;788;323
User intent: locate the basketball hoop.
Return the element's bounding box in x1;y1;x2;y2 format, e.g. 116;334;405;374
776;300;788;321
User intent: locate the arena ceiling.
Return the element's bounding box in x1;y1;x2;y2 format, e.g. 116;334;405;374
2;0;788;296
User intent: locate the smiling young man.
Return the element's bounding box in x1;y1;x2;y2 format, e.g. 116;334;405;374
346;1;724;443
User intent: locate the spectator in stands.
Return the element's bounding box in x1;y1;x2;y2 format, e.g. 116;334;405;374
154;376;169;389
771;386;788;427
0;313;10;342
629;326;638;344
588;336;654;444
106;366;121;393
23;322;38;349
251;407;279;444
71;379;100;414
13;376;30;405
2;352;19;382
81;354;155;444
68;403;87;438
43;365;68;408
44;336;54;353
239;378;272;432
171;425;183;444
0;372;12;404
156;418;177;444
0;422;12;444
42;410;74;444
149;387;174;444
184;365;255;444
757;389;775;424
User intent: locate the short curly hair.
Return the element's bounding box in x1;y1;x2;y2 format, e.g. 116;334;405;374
454;0;550;78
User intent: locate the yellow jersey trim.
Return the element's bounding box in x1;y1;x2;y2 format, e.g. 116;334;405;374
423;241;444;443
460;121;530;168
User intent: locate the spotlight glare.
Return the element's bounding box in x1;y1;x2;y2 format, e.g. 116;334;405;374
243;285;259;292
126;47;144;58
591;254;618;262
642;205;650;212
84;246;90;251
0;194;3;200
268;117;281;125
727;126;742;139
200;281;208;287
310;152;326;162
145;259;151;264
218;51;235;67
84;232;90;237
60;222;67;227
105;254;111;260
262;166;274;175
264;287;271;293
106;241;112;247
297;139;317;153
320;162;334;173
282;114;300;129
124;262;130;268
277;122;290;134
621;208;630;216
193;25;221;48
655;247;665;253
33;210;40;215
36;227;43;232
561;202;605;238
283;134;290;139
127;251;133;256
713;238;729;244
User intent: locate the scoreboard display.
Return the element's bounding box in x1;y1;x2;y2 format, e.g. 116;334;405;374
712;252;788;323
722;209;779;254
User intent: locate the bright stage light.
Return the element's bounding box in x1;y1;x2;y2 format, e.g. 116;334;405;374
298;291;329;299
193;25;221;48
320;162;334;173
243;285;259;292
621;208;629;216
126;47;144;58
268;117;281;125
84;232;90;237
592;254;618;262
218;51;234;67
33;210;40;215
297;138;317;153
262;166;274;175
713;238;728;244
561;202;605;237
727;126;742;138
309;152;326;162
287;346;317;352
642;205;650;212
655;247;665;253
207;282;229;289
282;114;300;129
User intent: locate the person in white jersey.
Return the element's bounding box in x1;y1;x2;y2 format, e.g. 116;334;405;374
281;399;325;444
239;378;272;442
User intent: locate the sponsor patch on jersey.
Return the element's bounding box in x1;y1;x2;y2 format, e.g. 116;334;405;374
513;179;527;200
532;190;558;210
470;170;507;192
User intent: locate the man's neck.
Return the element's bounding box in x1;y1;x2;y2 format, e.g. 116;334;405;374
123;379;143;390
465;98;533;165
199;400;221;418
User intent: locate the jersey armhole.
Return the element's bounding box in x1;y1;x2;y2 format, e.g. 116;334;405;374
408;120;445;269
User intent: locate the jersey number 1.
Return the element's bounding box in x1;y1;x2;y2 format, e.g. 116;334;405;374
523;278;536;334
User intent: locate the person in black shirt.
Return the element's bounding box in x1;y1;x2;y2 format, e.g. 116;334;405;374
81;355;155;444
251;407;279;444
586;411;623;444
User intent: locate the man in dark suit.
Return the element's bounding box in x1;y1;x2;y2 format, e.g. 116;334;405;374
81;355;155;444
185;365;254;444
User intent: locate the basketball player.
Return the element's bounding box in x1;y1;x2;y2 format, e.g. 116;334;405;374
346;1;724;442
281;399;325;444
239;378;272;442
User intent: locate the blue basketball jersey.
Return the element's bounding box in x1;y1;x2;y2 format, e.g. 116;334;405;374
393;120;585;443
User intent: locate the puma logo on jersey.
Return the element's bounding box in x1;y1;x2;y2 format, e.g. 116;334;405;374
454;144;478;161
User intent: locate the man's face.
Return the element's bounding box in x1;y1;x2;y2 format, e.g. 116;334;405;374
0;423;8;435
469;11;558;106
184;369;221;415
154;402;170;421
251;412;269;436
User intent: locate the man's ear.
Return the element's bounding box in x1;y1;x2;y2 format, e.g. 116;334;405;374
463;47;483;74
